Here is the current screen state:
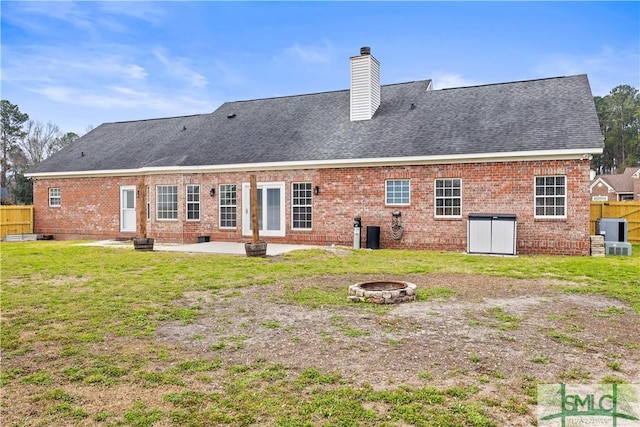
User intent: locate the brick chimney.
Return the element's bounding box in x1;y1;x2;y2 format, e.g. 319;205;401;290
350;47;380;121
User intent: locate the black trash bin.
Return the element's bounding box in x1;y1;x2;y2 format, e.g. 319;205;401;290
366;226;380;249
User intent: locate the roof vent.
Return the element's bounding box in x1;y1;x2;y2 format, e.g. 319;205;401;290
227;113;236;119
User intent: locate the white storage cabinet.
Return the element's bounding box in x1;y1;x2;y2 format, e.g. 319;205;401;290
467;213;517;255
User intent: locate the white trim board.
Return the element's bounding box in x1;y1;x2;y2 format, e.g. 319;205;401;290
26;148;602;180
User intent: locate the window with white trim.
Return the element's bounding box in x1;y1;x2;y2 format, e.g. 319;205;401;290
386;179;410;205
156;185;178;220
219;184;237;228
292;182;313;229
186;185;200;221
435;178;462;217
535;176;566;218
49;188;61;207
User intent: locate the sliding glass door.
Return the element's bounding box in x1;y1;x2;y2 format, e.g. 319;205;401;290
242;182;285;237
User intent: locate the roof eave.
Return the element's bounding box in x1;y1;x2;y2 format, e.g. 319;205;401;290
589;177;615;192
25;148;603;180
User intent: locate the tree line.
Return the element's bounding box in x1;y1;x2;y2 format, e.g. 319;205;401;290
0;100;79;204
1;84;639;204
592;85;640;174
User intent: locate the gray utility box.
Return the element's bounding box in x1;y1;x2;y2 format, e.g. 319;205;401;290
604;241;632;256
468;213;517;255
596;218;628;242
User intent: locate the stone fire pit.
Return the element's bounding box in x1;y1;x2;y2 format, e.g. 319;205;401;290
348;281;417;304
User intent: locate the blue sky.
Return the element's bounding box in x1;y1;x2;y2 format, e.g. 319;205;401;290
1;1;638;136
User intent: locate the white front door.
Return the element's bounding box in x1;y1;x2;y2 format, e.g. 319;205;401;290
242;182;285;237
120;186;136;232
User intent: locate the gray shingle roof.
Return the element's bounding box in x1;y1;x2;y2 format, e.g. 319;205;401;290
28;74;603;174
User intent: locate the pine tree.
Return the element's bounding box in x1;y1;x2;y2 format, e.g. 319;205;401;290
1;100;29;196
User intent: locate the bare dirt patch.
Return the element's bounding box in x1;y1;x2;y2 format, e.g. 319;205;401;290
156;273;640;425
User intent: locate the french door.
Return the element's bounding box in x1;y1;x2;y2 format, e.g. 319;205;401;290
242;182;285;237
120;186;136;232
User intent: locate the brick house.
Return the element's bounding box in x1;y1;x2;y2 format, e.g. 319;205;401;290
26;48;603;255
590;167;640;201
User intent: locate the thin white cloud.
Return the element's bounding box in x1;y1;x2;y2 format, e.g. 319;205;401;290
1;44;212;116
15;1;95;32
63;56;149;81
98;2;166;25
153;47;208;88
535;46;640;96
31;84;210;113
1;48;147;83
432;73;483;90
125;64;149;80
3;1;167;39
282;43;333;64
536;55;585;78
213;60;243;86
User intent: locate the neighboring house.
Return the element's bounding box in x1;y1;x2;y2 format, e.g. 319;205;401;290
0;187;9;201
590;167;640;201
26;48;603;255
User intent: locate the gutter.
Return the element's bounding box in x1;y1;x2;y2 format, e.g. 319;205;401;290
25;148;603;180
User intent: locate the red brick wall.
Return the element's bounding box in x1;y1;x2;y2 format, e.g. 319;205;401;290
590;181;613;200
33;176;139;240
32;159;592;255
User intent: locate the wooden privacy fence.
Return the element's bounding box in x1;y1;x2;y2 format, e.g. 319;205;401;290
590;202;640;244
0;205;34;240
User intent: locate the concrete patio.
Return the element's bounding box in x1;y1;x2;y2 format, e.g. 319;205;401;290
81;239;325;256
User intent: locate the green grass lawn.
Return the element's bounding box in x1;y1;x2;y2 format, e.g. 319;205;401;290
1;241;638;426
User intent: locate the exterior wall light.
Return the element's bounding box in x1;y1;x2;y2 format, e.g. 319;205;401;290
210;188;216;197
314;186;320;196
